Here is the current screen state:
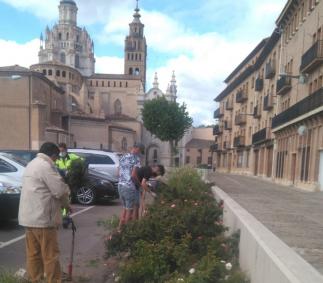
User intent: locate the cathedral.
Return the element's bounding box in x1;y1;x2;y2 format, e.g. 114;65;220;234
27;0;178;165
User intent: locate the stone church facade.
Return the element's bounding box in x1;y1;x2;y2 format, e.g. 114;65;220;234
0;0;179;166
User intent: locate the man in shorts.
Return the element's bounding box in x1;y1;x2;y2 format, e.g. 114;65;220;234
118;142;145;229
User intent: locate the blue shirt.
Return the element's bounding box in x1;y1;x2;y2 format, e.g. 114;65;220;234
118;153;141;186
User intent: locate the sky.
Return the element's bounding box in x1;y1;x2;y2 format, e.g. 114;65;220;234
0;0;287;126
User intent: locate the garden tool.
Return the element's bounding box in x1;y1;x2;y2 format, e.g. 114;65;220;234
62;207;72;229
66;218;77;281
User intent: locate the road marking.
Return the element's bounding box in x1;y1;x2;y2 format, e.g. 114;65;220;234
0;234;26;249
0;206;95;249
70;205;94;217
222;175;243;186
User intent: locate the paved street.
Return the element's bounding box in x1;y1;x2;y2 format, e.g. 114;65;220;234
0;201;122;282
210;172;323;275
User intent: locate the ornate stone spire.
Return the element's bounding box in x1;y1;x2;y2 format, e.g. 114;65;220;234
133;0;141;23
153;72;159;89
170;71;177;96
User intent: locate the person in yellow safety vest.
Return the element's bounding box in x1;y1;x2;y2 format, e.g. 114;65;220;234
56;143;81;176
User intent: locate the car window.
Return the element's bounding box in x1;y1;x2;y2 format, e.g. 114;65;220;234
2;153;28;167
87;154;115;165
0;159;17;173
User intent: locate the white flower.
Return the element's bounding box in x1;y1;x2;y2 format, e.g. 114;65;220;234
177;278;184;282
220;260;226;264
225;262;232;271
115;276;120;282
189;268;195;274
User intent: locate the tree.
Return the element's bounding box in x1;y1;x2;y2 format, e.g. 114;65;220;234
142;96;193;166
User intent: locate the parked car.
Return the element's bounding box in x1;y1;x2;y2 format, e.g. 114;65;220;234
0;151;119;206
1;150;37;164
68;149;120;178
71;169;119;205
0;175;22;221
0;153;26;180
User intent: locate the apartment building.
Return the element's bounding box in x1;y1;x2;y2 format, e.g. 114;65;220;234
213;0;323;191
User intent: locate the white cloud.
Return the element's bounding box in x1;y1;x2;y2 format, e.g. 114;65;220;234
0;0;58;20
0;38;39;68
95;56;124;74
0;0;287;126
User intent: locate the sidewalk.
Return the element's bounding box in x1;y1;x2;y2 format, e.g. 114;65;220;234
209;172;323;275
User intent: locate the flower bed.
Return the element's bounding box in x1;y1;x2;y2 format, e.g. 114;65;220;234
105;167;249;283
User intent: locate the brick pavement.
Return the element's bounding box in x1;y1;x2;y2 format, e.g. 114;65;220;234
209;172;323;275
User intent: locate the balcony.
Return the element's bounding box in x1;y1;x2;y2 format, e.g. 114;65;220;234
236;90;248;103
276;76;291;96
263;94;274;111
214;107;224;119
253;105;261;119
265;62;275;79
226;99;233;110
272;87;323;129
213;125;223;135
235;114;247;125
224;120;232;130
252;128;270;145
300;40;323;73
210;143;221;152
234;136;245;147
255;77;264;91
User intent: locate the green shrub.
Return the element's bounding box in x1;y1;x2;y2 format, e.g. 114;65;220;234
105;167;248;283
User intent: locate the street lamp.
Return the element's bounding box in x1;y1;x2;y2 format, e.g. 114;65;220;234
68;102;77;147
278;72;309;84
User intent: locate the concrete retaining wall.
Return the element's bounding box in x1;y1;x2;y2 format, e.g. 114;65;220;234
212;186;323;283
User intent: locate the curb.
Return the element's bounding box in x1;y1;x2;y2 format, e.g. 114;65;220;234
212;185;323;283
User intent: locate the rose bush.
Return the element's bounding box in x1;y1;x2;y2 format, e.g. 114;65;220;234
105;167;249;283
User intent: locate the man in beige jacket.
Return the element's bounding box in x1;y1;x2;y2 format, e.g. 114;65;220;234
19;142;70;283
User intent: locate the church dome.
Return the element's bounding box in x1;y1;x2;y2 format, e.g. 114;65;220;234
60;0;76;5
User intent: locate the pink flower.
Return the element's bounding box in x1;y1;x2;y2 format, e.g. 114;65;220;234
194;202;198;206
171;204;176;208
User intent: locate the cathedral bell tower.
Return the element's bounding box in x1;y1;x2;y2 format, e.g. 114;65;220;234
124;0;147;91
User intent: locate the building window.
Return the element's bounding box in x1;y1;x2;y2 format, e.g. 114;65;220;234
76;35;79;42
56;70;60;77
62;71;66;78
121;137;127;151
90;80;92;86
42;69;47;75
114;99;122;115
120;82;122;87
186;156;190;164
237;151;243;168
135;68;140;75
58;33;62;40
75;54;80;68
127;53;130;60
300;146;310;181
114;81;116;87
197;156;202;165
153;149;158;162
129;68;133;75
48;69;52;76
66;32;69;40
108;81;110;87
208;156;212;165
139;54;142;61
126;82;128;87
102;81;104;87
96;81;98;87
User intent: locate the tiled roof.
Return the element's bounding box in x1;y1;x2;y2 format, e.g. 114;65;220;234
185;139;213;149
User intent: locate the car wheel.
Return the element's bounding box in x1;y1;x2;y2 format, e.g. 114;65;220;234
76;184;96;205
